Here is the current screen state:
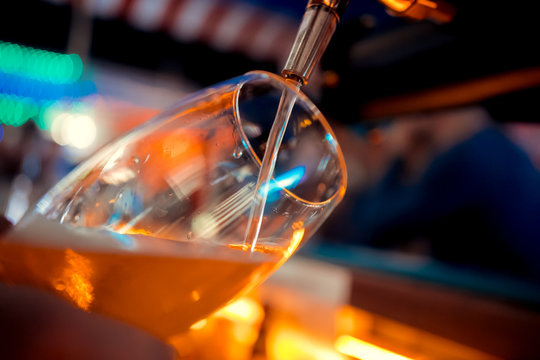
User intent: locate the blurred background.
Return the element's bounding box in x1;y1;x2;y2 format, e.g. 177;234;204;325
2;0;540;359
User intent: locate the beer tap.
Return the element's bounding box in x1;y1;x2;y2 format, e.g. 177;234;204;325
282;0;349;86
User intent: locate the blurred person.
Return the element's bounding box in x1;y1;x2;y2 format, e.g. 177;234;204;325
0;217;176;360
324;105;540;281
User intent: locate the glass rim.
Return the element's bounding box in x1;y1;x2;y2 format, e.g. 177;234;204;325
233;70;347;208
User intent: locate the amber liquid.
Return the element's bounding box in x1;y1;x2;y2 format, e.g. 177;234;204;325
0;215;279;340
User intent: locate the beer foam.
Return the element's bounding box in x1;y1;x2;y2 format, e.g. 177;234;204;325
3;213;274;263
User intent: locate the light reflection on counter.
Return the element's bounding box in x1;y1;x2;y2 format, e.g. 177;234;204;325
335;334;412;360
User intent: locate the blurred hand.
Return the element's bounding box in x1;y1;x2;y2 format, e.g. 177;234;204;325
0;217;176;360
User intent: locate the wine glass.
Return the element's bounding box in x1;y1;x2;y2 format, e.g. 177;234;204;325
0;70;346;343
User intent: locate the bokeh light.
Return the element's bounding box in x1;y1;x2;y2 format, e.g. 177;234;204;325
0;94;40;127
0;71;97;102
0;41;96;131
0;40;83;84
50;111;97;149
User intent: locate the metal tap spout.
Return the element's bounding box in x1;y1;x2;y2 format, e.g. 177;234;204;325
282;0;349;85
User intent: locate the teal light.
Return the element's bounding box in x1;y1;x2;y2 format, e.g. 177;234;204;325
35;101;55;130
0;41;84;84
70;54;84;81
0;95;91;132
0;95;40;127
